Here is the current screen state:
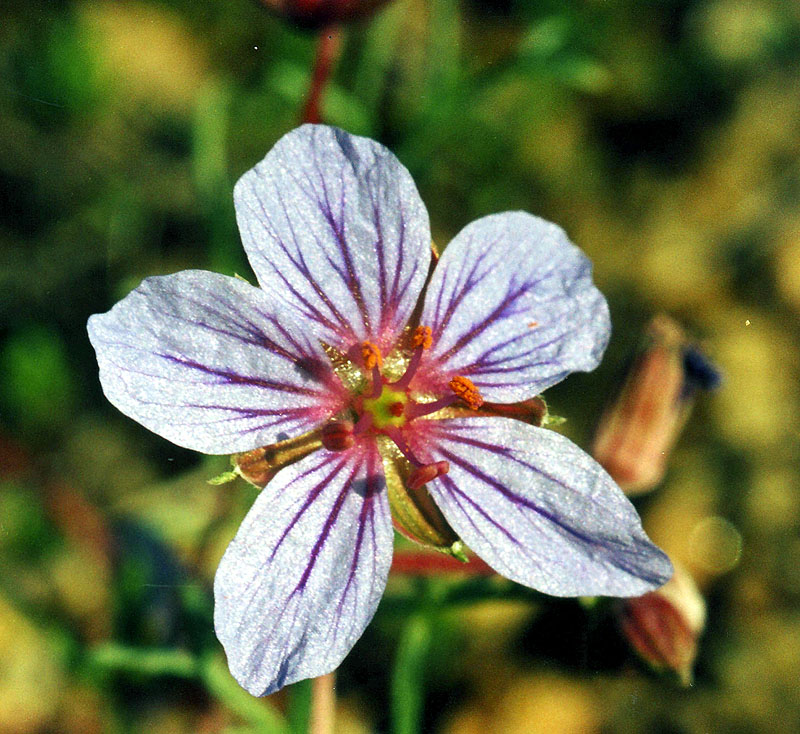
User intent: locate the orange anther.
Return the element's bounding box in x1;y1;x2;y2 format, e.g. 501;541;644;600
412;325;433;350
449;376;483;410
361;341;383;370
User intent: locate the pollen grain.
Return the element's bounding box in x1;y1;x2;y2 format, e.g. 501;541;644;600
412;325;433;350
449;376;483;410
361;341;383;370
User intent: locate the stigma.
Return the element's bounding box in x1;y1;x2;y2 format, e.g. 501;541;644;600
362;385;408;429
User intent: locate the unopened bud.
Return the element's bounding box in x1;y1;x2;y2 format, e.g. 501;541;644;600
620;564;706;685
592;314;720;495
234;430;322;488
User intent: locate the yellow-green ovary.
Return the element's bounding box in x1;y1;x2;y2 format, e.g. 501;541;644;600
362;386;407;429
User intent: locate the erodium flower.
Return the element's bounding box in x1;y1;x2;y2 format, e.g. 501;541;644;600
88;124;672;696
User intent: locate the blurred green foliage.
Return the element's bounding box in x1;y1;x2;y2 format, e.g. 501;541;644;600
1;0;800;732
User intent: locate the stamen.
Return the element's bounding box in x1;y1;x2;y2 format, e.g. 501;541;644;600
370;364;383;398
391;324;433;391
361;341;383;370
407;461;450;490
403;395;458;421
412;325;433;350
449;376;483;410
383;426;421;465
321;420;355;452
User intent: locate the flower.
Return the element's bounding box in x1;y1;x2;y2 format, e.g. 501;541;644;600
88;124;672;696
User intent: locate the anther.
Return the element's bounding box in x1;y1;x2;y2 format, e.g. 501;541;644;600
407;461;450;490
391;325;433;391
412;325;433;350
361;341;383;370
321;420;355;452
449;376;483;410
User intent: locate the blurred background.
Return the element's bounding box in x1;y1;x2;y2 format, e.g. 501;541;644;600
1;0;799;732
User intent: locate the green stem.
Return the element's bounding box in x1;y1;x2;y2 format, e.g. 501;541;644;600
87;643;199;678
391;614;432;734
287;678;313;734
87;644;287;733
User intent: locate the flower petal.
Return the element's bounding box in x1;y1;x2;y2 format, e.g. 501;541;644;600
88;270;347;454
235;124;431;353
214;443;392;696
409;417;672;597
416;212;610;401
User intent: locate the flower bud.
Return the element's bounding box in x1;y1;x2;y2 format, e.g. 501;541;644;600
620;564;706;685
592;314;720;495
257;0;392;28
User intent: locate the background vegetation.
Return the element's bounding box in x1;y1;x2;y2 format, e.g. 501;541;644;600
1;0;798;732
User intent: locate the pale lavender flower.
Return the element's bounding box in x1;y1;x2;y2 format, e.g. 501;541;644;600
88;124;672;696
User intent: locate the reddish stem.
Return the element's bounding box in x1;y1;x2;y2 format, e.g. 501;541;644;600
391;550;495;577
302;25;342;124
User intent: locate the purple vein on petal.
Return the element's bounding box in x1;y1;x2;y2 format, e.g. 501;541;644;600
213;441;393;696
235;125;431;353
88;269;344;453
412;417;672;596
419;212;611;402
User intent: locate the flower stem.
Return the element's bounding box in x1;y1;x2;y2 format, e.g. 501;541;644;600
302;26;342;124
287;679;312;734
391;614;431;734
310;672;336;734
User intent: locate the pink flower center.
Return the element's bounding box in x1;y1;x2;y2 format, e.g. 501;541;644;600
322;325;484;485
